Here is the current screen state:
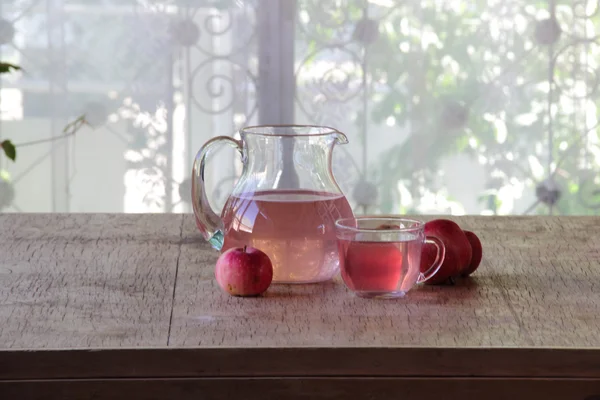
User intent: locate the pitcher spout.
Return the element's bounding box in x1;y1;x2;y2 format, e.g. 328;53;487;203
333;130;349;145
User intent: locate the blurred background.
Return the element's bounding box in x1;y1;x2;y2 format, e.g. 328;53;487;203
0;0;599;216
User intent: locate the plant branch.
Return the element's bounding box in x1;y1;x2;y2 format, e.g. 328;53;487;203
14;115;88;148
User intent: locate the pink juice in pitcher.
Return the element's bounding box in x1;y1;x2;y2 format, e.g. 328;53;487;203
221;189;354;284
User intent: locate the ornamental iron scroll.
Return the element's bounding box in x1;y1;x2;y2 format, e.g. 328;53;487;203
295;0;600;215
2;0;600;215
0;0;259;213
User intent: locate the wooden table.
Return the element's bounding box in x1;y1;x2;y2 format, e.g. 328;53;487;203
1;214;600;399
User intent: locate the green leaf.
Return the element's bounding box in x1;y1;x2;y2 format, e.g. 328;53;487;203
1;140;16;161
0;62;21;74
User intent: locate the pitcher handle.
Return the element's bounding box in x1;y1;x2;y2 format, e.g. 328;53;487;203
192;135;243;250
417;236;446;283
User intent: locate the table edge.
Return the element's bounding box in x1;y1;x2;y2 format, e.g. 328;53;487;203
2;347;600;380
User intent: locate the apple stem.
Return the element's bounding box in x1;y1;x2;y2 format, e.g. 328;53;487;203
243;245;247;253
448;276;456;286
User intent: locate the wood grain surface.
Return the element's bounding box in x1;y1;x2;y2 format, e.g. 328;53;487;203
0;214;183;348
170;215;600;348
1;213;600;383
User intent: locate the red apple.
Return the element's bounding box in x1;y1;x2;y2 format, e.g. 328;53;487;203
462;230;482;276
420;219;472;285
215;246;273;297
341;241;403;292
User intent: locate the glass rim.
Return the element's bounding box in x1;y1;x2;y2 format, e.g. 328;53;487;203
335;217;425;233
240;124;343;138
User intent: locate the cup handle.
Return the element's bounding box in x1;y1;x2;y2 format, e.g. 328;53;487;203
417;236;446;283
191;135;243;250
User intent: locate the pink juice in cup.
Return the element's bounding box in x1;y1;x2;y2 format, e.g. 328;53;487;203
336;218;446;299
338;238;419;293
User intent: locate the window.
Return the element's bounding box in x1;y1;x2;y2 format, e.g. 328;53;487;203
1;0;599;215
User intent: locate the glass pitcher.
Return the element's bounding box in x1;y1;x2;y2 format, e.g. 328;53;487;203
192;125;355;284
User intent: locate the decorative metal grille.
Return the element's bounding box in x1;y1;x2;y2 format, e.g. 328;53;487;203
294;0;600;215
1;0;599;216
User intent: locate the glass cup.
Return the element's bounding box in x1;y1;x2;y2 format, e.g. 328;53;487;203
335;217;445;299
